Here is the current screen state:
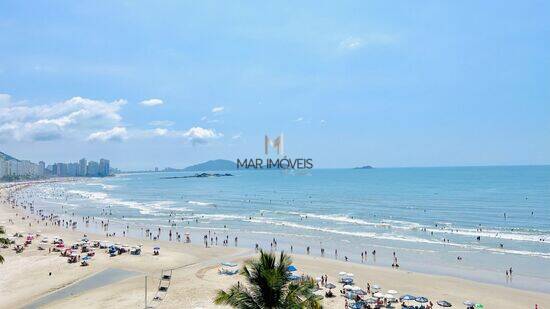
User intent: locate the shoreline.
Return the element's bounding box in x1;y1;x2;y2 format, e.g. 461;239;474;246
1;180;550;308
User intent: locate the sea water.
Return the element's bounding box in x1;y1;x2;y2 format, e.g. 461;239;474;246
24;166;550;293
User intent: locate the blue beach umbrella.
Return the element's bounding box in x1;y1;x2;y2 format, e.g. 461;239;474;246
401;295;416;301
416;296;429;303
287;265;297;272
82;256;91;260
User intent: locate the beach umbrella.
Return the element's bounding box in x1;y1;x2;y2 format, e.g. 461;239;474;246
82;256;91;260
385;294;396;300
289;274;301;281
474;304;484;309
371;284;381;290
416;296;429;303
222;262;237;267
463;301;475;307
437;300;452;307
365;298;377;304
325;283;336;289
343;284;354;290
287;265;297;272
339;271;347;276
387;289;398;294
401;295;416;301
342;278;353;284
154;246;160;250
373;292;384;298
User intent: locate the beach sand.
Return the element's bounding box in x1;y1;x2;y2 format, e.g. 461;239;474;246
1;183;549;309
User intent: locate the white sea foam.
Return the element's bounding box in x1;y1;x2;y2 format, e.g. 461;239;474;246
282;211;549;243
66;189;187;215
187;200;216;207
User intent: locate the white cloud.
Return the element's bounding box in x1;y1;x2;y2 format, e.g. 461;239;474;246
140;98;163;106
87;126;128;142
0;96;126;142
151;128;168;136
232;133;242;140
340;37;363;50
294;117;304;122
211;106;224;113
183;127;222;145
339;34;396;51
148;120;174;127
0;93;11;105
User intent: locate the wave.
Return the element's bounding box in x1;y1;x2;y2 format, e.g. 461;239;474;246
66;189;188;215
245;217;550;259
86;182;117;190
187;200;216;207
278;211;549;243
244;217;442;245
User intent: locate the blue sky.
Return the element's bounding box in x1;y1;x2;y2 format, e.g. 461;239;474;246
0;1;549;169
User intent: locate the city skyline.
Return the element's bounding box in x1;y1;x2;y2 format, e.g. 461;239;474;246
0;150;112;179
1;1;549;169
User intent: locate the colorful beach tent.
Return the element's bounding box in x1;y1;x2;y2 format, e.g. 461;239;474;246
287;265;297;271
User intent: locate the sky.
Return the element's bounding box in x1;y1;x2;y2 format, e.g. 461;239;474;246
0;1;549;169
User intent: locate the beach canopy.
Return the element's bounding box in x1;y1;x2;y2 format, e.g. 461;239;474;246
373;292;384;298
325;283;336;289
416;296;429;303
401;295;416;301
365;298;377;304
287;265;297;272
221;262;237;267
437;300;452;307
463;301;475;307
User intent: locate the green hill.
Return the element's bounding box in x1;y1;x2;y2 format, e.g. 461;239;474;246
183;159;237;171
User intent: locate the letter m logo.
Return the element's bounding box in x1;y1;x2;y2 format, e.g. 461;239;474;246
265;134;284;155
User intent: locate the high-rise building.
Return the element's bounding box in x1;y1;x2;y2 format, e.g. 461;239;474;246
87;161;99;176
67;163;79;176
57;163;67;177
99;158;110;177
38;161;45;176
78;158;87;176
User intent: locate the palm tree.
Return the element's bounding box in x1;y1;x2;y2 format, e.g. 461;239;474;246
214;250;322;308
0;226;9;264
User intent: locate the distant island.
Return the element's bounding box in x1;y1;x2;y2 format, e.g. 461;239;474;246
160;172;233;179
183;159;237;171
354;165;373;169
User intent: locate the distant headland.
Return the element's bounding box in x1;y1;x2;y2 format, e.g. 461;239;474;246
354;165;374;169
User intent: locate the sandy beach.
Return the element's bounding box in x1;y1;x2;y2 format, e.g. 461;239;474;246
1;182;549;309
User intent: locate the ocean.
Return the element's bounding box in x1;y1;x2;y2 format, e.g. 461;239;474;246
23;166;550;292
